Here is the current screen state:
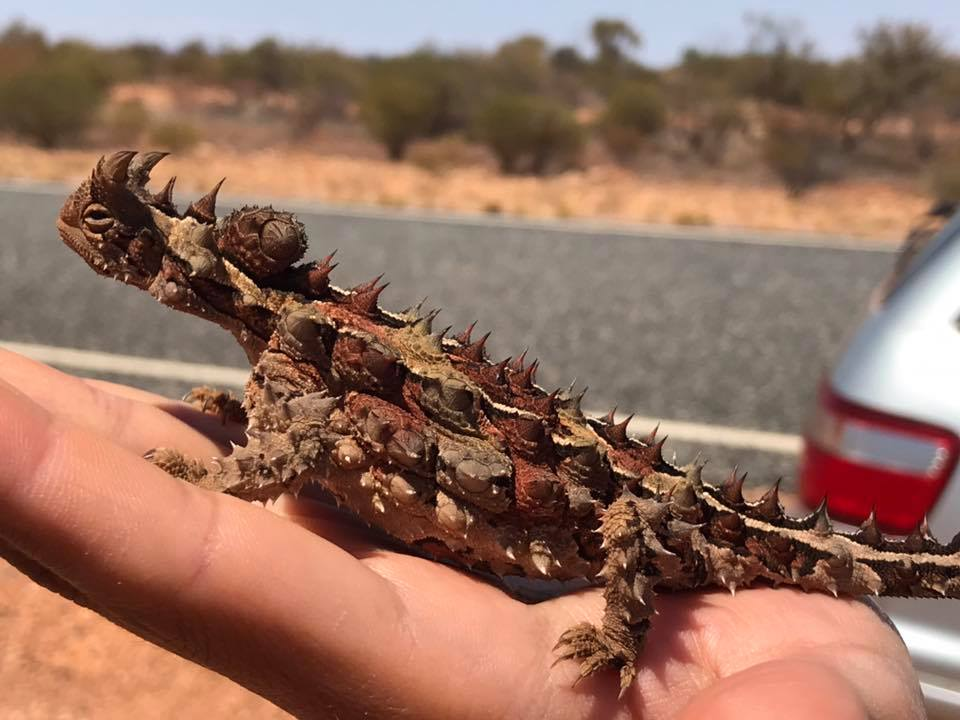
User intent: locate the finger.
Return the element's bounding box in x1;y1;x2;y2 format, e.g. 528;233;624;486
541;585;922;718
82;377;191;405
266;493;393;555
83;378;245;447
0;537;89;608
0;380;433;717
677;658;872;720
0;350;232;456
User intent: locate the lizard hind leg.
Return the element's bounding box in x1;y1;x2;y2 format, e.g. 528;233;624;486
145;424;308;501
554;491;671;697
145;445;258;496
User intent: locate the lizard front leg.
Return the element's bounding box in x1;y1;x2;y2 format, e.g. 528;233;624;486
183;386;246;425
149;352;343;502
554;491;678;697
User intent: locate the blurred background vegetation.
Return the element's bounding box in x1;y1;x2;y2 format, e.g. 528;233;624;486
0;15;958;202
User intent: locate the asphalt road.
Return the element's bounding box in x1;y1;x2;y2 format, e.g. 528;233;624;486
0;187;896;486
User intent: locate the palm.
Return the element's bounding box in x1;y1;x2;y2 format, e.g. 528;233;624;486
0;350;923;720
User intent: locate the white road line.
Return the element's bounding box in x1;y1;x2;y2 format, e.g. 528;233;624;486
0;180;896;252
1;340;249;387
617;414;801;455
1;340;802;456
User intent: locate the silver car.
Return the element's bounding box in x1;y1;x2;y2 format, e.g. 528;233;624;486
797;206;960;718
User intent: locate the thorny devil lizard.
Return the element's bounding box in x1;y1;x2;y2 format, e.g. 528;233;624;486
57;151;960;697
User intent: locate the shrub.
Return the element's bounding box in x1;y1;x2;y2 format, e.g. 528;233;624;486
475;94;583;175
407;135;477;174
361;71;435;160
292;51;364;134
0;61;106;146
360;54;468;161
600;82;666;163
686;103;744;165
361;75;424;157
763;116;837;196
106;99;151;144
673;211;713;226
149;120;201;152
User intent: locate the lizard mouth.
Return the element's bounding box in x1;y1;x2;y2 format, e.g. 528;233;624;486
56;217;152;289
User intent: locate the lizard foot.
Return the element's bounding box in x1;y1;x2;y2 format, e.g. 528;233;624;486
184;386;246;425
146;447;209;483
554;620;640;696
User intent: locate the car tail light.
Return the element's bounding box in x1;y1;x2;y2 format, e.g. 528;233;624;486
799;384;960;534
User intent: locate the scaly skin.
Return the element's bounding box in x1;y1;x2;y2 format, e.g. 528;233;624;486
58;151;960;697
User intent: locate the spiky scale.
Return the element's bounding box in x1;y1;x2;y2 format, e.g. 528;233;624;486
459;331;490;362
517;359;539;389
812;499;832;535
903;518;936;552
642;422;660;445
153;176;177;208
454;321;476;345
529;389;559;417
720;468;746;505
348;281;389;315
854;508;883;547
754;478;782;520
353;274;385;294
606;414;633;445
516;417;544;443
559;386;587;415
130;150;169;182
100;150;137;182
186;178;225;224
684;457;705;488
649;436;667;465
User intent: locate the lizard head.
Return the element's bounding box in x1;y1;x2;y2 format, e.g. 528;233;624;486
59;150;309;292
57;150;173;289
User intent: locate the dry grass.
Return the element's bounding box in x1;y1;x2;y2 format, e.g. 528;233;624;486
0;142;931;241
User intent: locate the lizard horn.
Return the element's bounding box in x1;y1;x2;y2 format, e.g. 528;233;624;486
98;150;138;183
186;178;225;224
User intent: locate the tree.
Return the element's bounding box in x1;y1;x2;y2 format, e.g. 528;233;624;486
170;40;218;83
0;21;47;78
248;38;299;90
591;18;641;67
737;13;818;107
551;46;585;74
493;35;549;94
855;22;944;124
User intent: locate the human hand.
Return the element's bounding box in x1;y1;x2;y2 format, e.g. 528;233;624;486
0;351;925;719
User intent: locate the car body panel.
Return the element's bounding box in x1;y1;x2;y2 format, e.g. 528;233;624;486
801;211;960;713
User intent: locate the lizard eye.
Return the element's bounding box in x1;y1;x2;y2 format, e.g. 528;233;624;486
82;203;115;234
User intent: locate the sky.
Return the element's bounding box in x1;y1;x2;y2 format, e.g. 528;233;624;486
1;0;957;66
